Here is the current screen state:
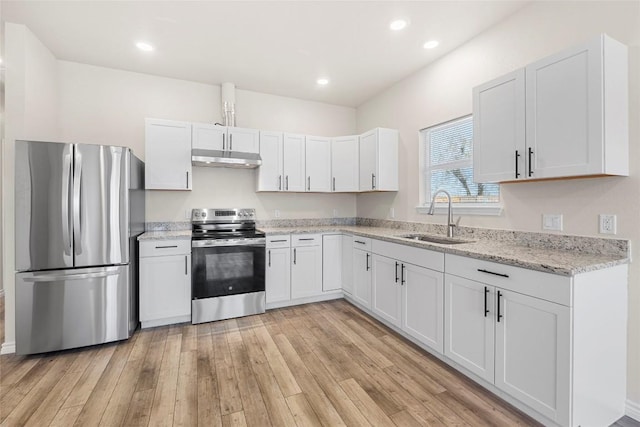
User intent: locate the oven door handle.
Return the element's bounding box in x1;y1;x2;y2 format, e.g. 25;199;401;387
192;239;266;248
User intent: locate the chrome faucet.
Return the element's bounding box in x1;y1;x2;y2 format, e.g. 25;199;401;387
428;189;456;237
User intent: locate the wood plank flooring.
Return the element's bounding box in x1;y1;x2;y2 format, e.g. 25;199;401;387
0;296;638;426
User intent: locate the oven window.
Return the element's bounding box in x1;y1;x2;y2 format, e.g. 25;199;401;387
192;245;265;299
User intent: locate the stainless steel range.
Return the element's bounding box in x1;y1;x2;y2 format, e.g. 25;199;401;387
191;208;266;324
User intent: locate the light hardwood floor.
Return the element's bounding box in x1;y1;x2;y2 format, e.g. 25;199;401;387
0;296;637;426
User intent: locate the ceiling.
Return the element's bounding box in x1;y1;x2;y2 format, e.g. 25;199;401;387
1;1;530;107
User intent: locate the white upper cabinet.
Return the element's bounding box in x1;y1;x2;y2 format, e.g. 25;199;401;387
474;34;628;183
256;131;284;191
283;133;306;192
359;128;399;191
331;136;359;192
192;123;259;154
145;118;192;190
305;136;332;192
473;69;526;183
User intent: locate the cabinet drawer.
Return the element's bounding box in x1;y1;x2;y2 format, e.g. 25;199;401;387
372;239;444;272
445;254;571;306
267;235;291;248
352;236;372;250
140;240;191;257
292;234;322;247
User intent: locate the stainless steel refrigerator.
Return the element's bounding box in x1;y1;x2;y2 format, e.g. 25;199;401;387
15;140;145;355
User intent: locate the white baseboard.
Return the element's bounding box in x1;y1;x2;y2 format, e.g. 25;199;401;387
266;291;342;310
627;399;640;421
1;341;16;355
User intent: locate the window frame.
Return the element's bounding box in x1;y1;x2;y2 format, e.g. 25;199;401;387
417;115;503;216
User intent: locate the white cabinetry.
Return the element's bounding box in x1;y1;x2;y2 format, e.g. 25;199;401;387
145;118;192;190
322;234;342;291
305;136;332;192
192;123;259;154
283;133;306;192
341;234;354;295
444;253;627;426
474;34;628;183
257;131;284;191
139;240;191;328
359;128;399;191
351;237;372;308
331;136;359;191
371;240;444;353
291;234;323;299
266;235;291;304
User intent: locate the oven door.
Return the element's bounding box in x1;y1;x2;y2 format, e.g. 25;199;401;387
191;240;265;299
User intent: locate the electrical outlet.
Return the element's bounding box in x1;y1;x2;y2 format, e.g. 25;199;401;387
389;207;395;219
599;214;617;234
274;209;280;218
542;214;563;231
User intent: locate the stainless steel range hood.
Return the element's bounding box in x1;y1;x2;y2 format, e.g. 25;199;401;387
192;149;262;169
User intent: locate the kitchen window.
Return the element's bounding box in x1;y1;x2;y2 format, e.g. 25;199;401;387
418;115;502;215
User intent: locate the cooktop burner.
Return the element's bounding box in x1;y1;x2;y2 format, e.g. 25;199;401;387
191;208;262;240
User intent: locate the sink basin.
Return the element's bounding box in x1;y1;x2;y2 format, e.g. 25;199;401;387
396;234;475;245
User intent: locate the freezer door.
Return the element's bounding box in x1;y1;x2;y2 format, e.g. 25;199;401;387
16;265;130;355
74;144;130;267
15;141;74;271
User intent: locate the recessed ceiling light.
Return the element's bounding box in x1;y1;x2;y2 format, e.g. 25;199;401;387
136;42;154;52
389;19;407;31
317;78;329;85
423;40;439;49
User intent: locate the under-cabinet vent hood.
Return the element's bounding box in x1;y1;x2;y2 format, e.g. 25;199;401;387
192;149;262;169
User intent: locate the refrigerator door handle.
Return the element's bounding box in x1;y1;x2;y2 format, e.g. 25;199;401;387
61;145;72;255
22;269;121;282
73;149;83;254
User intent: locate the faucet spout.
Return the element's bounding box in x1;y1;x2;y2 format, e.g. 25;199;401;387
427;189;456;237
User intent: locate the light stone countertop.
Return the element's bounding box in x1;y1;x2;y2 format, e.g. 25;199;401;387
258;225;629;277
138;230;192;241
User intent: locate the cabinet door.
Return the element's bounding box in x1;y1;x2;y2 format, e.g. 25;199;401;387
257;131;283;191
331;136;359;191
283;133;306;192
229;127;260;153
372;255;401;327
352;249;372;308
140;254;191;322
145;119;192;190
305;136;332;192
495;290;570;425
266;247;290;303
341;235;354;295
403;264;444;353
526;37;603;179
192;123;225;150
359;130;377;191
444;274;495;383
291;245;322;299
322;235;342;291
473;69;526;183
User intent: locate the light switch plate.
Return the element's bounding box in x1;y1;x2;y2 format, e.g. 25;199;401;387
542;214;563;231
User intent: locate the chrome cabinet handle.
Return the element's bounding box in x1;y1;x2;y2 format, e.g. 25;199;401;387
222;134;226;151
286;176;289;191
371;173;376;190
515;150;521;179
278;175;282;191
497;291;503;322
354;240;366;245
395;262;399;283
185;256;188;275
186;171;189;188
268;250;271;267
155;245;178;249
401;264;406;285
484;287;489;317
333;177;336;191
293;248;297;264
477;268;509;278
307;176;311;191
366;253;370;271
270;239;288;243
528;147;534;177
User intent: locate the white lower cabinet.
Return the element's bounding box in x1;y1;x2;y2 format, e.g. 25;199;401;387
291;244;323;299
352;238;372;309
341;234;354;295
371;240;444;353
139;240;191;328
266;236;291;304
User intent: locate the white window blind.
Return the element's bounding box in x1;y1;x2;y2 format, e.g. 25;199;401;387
423;116;500;205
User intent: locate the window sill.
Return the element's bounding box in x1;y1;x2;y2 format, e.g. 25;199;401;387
416;204;503;216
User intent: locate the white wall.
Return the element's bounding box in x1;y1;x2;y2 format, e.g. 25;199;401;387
1;22;59;352
56;61;357;222
356;0;640;406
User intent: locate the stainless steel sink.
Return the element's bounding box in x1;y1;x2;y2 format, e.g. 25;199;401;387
396;234;475;245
